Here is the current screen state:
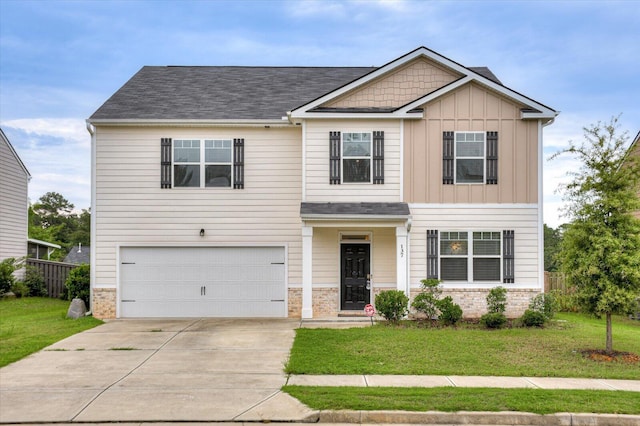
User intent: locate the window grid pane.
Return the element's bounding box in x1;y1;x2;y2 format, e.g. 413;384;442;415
205;165;231;187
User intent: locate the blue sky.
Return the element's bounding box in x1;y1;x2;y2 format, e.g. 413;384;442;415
1;0;638;227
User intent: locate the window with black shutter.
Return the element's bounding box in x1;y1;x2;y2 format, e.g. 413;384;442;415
426;230;439;279
329;131;341;184
443;131;499;185
233;138;244;189
330;131;384;184
373;131;384;184
503;230;515;283
161;138;172;188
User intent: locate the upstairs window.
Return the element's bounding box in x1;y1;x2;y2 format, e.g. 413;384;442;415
342;132;372;183
161;138;244;189
443;131;498;185
455;132;485;183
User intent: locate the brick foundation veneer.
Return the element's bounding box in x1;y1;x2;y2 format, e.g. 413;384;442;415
92;288;116;319
410;288;540;319
288;287;341;318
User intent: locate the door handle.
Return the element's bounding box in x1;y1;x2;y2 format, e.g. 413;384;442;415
366;280;371;290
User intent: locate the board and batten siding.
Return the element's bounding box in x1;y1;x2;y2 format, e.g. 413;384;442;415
409;205;541;289
0;137;29;262
304;120;402;202
93;126;303;289
404;83;539;204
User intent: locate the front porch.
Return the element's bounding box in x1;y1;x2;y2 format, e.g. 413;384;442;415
298;202;411;319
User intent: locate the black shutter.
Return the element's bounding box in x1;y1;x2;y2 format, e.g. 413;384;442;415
373;131;384;184
443;131;454;184
427;230;439;279
233;138;244;189
503;230;514;283
329;131;341;184
161;138;172;188
486;131;498;184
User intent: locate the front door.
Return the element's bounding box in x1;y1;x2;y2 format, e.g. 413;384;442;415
341;244;370;310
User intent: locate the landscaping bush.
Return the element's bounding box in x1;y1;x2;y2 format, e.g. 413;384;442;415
551;288;580;312
65;264;90;308
436;296;463;326
521;309;546;327
486;286;507;314
23;266;47;297
480;312;507;329
375;290;409;323
411;278;442;321
10;280;29;298
529;293;556;319
0;258;18;294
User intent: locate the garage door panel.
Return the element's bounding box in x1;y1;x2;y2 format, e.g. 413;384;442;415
119;247;286;318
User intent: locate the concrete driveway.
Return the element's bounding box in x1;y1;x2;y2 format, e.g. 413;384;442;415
0;318;314;423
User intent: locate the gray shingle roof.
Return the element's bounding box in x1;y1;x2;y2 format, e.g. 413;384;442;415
64;245;90;265
300;202;410;217
90;67;376;121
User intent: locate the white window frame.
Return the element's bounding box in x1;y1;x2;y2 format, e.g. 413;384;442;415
173;138;233;188
454;131;486;184
439;230;502;283
341;131;373;184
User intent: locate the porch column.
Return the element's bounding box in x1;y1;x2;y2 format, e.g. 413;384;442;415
396;226;408;294
302;225;313;319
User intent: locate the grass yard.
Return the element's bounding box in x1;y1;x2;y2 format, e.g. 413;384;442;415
0;297;103;367
283;386;640;415
286;313;640;379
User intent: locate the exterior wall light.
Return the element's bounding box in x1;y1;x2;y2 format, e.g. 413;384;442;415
200;228;205;237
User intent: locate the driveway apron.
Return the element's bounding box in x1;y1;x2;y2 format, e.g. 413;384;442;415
0;318;312;423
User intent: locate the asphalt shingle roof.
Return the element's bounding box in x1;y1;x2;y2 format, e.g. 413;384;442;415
90;66;376;121
300;202;411;217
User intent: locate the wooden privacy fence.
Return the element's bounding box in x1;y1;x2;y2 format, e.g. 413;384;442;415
544;271;568;293
26;258;77;299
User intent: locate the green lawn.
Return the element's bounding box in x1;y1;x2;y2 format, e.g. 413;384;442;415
283;386;640;415
286;313;640;379
0;297;103;367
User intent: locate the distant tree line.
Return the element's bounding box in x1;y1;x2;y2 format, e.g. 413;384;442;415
29;192;90;262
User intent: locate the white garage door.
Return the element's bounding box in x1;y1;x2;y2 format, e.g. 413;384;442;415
119;246;286;318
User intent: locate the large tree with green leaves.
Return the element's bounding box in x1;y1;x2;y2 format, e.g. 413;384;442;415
552;116;640;353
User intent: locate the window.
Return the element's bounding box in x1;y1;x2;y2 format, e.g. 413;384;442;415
455;132;485;183
342;132;371;183
173;139;232;188
438;231;502;282
329;131;384;184
442;131;498;185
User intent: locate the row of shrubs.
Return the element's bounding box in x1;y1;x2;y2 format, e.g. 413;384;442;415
374;279;557;329
0;258;91;307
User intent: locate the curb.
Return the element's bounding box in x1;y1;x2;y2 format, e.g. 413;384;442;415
311;410;640;425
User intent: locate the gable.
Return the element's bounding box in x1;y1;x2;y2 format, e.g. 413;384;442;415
324;57;462;109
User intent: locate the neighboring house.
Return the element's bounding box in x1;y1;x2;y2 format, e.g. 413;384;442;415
0;128;31;276
87;46;557;319
27;238;61;260
64;243;90;264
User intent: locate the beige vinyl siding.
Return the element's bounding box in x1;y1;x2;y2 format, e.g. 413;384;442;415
93;126;303;288
409;205;540;289
326;57;461;108
404;83;539;204
309;227;397;287
304;120;402;202
0;138;29;262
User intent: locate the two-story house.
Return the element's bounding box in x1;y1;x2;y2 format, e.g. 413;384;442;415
87;46;557;319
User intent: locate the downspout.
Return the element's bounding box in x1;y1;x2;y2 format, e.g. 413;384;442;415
86;121;97;313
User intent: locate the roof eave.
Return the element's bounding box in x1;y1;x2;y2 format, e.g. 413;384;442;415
87;118;295;128
301;214;411;221
289;111;424;120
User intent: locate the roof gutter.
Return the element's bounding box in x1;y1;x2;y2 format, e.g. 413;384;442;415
87;118;294;128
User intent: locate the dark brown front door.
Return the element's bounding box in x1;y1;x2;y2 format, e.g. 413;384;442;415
341;244;370;310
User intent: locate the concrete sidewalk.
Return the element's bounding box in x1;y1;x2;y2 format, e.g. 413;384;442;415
287;374;640;391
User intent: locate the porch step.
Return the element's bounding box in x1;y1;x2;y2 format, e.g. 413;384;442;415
338;311;370;318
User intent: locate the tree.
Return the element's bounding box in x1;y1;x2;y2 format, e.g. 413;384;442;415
543;223;563;272
552;116;640;353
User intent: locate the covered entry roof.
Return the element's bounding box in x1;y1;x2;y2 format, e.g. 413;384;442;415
300;202;410;220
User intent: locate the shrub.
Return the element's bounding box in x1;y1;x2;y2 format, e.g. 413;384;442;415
0;258;18;294
23;266;47;297
436;296;463;326
551;288;580;312
375;290;409;323
486;286;507;314
529;293;556;319
521;309;546;327
65;264;90;308
10;280;29;298
411;278;442;321
480;312;507;329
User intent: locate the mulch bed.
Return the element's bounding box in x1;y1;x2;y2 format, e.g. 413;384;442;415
581;349;640;364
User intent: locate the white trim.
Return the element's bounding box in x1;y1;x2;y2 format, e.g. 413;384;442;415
289;47;557;120
453;131;486;184
396;226;408;294
290;111;424;120
409;203;538;209
1;129;31;179
341;131;373;184
27;238;61;249
302;226;313;318
339;231;373;242
302;214;411;221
